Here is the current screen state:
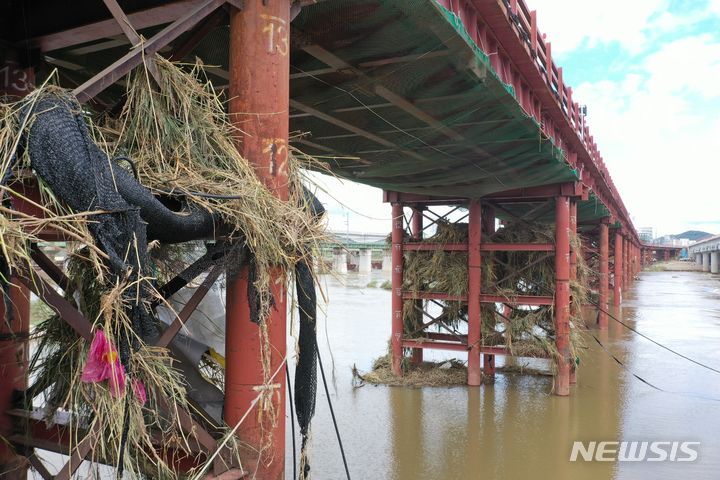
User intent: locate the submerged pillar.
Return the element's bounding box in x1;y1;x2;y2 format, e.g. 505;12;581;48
382;251;392;273
613;231;623;307
554;196;571;396
225;1;291;477
410;208;423;365
703;252;711;272
333;250;348;274
711;252;719;274
598;222;609;329
0;280;30;479
357;249;372;274
391;203;404;376
696;252;703;266
467;200;482;386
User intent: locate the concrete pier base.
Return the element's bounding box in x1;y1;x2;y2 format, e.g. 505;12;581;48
382;252;392;273
703;252;711;272
696;253;703;266
333;251;348;274
358;249;372;273
711;252;719;274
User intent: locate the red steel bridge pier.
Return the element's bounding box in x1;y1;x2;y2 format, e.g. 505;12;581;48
386;182;594;396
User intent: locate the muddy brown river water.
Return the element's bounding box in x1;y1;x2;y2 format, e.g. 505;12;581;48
25;269;720;479
294;270;720;480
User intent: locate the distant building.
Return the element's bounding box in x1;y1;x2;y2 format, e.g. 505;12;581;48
639;227;654;243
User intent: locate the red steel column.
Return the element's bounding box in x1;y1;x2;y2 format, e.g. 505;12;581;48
598;222;609;329
623;237;629;288
410;207;423;366
467;200;482;386
391;203;405;376
226;2;290;477
568;200;577;385
554;196;571;396
0;280;30;478
635;244;639;275
569;200;578;282
1;59;32;480
614;231;623;306
481;204;495;381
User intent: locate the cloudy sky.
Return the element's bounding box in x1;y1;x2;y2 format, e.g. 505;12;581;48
310;0;720;238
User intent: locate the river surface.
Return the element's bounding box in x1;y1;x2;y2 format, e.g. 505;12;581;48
292;269;720;480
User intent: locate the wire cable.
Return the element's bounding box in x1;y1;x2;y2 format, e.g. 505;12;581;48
594;296;720;375
316;344;351;480
589;323;720;403
527;277;720;376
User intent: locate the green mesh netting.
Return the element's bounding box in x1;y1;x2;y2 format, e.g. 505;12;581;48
40;0;610;222
290;0;578;198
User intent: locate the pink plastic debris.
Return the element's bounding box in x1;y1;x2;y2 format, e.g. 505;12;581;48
80;329;126;397
132;380;147;405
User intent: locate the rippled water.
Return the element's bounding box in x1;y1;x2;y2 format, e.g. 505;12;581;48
293;270;720;480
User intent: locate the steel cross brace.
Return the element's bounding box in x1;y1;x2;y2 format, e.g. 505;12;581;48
73;0;243;103
14;246;232;477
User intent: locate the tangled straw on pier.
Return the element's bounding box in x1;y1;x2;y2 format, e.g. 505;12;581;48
366;218;591;385
1;56;327;478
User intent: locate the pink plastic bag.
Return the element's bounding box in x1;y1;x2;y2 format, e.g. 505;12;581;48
80;330;126;397
132;380;147;405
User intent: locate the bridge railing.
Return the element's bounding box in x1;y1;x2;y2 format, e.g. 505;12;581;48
438;0;638;242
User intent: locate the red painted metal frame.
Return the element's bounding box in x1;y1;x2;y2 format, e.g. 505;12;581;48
390;203;404;376
554;196;571;396
568;200;577;385
614;231;623;307
401;339;531;357
410;207;424;365
435;0;638;244
402;291;553;306
402;242;553;252
0;281;30;477
481;204;496;379
598;222;609;329
384;182;582;205
388;195;568;389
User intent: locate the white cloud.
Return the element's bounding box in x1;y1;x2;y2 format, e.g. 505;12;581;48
306;2;720;237
524;0;669;54
574;35;720;235
306;172;389;234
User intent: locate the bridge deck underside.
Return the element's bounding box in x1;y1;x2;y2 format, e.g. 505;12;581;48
290;0;578;197
21;0;610;223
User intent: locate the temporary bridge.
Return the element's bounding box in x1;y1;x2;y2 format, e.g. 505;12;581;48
0;0;644;478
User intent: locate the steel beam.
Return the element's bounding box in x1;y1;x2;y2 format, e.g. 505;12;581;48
73;0;227;103
29;0;204;52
